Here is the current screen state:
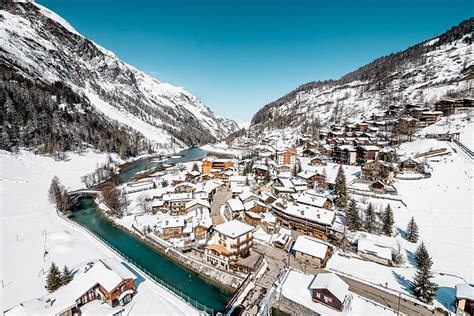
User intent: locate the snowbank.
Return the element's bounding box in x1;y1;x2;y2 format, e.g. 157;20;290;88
0;150;198;314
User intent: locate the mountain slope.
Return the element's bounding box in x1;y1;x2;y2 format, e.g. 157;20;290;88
250;18;473;135
0;0;238;155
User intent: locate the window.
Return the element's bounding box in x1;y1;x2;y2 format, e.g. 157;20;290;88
316;292;321;299
324;296;332;303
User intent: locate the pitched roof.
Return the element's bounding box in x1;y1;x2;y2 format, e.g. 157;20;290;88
309;273;349;303
456;284;474;300
185;199;210;210
244;200;267;211
214;219;254;238
292;235;329;259
226;198;245;212
357;238;392;261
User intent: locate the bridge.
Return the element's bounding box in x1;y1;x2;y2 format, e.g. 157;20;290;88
67;189;101;200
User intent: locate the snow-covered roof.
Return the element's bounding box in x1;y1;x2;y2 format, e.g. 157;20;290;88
456;284;474;300
298;170;317;180
239;191;258;202
357;238;392;261
162;192;193;202
152;199;165;207
292;235;329;259
274;202;335;226
279;178;294;188
359;145;381;151
309;272;349;303
226;198;245;212
297;194;330;209
161;217;185;229
229;175;247;183
245;211;262;219
45;259;136;315
214;219;254;239
291;178;308;187
262;212;277;223
185;199;210;210
273;186;295;193
174;182;196;189
188;208;212;229
244;200;267;211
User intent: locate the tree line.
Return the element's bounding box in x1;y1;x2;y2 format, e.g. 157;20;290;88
48;176;72;215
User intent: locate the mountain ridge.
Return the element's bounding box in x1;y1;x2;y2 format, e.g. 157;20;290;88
250;18;473;135
0;0;238;156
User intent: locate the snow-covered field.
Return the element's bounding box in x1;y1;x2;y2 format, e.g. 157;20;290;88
417;112;474;151
327;139;473;312
0;151;198;314
201;142;249;157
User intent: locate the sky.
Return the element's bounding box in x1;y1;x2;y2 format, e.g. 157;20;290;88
38;0;473;122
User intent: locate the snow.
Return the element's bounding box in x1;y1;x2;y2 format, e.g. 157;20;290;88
226;198;245;212
357;238;392;261
309;272;349;303
274;201;335;226
213;220;254;238
201;143;249;157
297;193;330;209
417;113;474;151
0;3;238;151
84;91;176;147
280;270;397;315
0;151;199;315
456;284;474;300
326;139;473;311
292;235;329;260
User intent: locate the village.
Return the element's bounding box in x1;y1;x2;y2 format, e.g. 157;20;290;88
73;98;472;315
1;1;473;315
4;98;472;316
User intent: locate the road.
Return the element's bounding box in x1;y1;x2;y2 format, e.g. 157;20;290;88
337;274;445;315
253;243;444;315
210;184;230;225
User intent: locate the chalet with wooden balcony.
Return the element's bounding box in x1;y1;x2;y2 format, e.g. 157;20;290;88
5;259;137;316
205;220;254;270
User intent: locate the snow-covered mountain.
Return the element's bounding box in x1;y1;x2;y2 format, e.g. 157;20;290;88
249;18;473;135
0;0;238;154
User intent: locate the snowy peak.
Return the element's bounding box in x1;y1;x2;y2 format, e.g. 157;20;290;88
0;0;238;151
250;18;473;134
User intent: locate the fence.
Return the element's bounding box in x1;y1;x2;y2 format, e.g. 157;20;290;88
347;189;407;207
454;140;474;159
58;213;215;315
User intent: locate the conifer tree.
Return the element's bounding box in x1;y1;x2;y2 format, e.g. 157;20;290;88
46;262;62;293
406;217;419;242
61;265;72;286
414;242;430;269
382;203;394;236
411;243;437;303
364;203;376;233
192;163;199;172
346;199;361;230
335;166;347;209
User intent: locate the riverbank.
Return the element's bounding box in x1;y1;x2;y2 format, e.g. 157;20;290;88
0;150;200;315
93;196;243;292
70;195;234;312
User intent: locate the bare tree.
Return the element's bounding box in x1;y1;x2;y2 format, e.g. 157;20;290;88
137;193;151;213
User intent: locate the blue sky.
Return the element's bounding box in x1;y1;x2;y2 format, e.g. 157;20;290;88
38;0;473;122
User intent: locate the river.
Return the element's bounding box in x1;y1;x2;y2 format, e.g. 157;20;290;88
70;147;231;313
